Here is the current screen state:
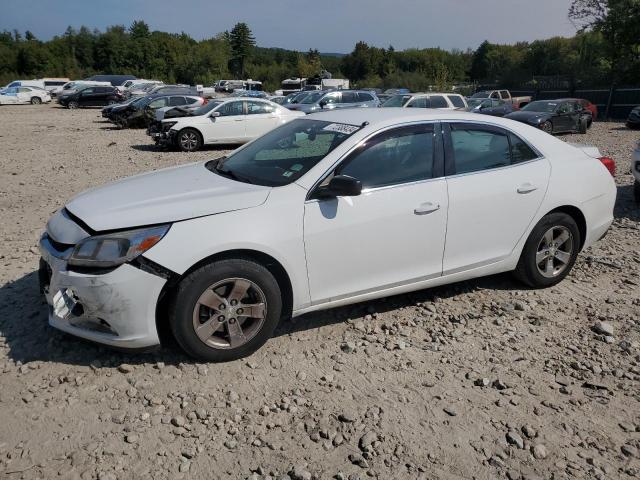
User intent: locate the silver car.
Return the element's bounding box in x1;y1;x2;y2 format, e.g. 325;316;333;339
286;90;379;114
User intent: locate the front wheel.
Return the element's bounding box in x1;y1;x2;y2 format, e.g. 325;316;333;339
514;212;581;288
177;128;202;152
30;97;42;105
540;121;553;135
169;258;282;362
578;118;588;134
67;101;79;109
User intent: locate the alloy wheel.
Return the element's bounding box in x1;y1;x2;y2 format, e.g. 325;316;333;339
180;132;199;151
535;226;573;278
541;121;553;134
192;278;267;349
31;97;41;105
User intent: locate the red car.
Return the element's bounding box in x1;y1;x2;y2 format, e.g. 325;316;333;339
571;98;598;122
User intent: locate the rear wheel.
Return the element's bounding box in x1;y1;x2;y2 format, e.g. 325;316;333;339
514;212;580;288
541;121;553;135
169;258;282;362
177;128;202;152
30;96;42;105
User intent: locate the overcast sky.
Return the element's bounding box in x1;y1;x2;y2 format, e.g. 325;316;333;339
1;0;577;52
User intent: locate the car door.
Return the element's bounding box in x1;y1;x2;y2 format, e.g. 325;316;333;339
95;87;111;106
201;100;246;143
303;123;448;303
17;87;31;103
554;102;574;131
245;101;278;139
442;122;550;274
319;92;340;110
78;88;95;106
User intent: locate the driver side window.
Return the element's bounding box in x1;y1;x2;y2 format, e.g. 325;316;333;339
336;125;435;189
557;103;571;114
218;101;245;116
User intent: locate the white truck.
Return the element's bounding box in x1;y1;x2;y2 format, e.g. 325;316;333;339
304;77;349;91
469;89;531;108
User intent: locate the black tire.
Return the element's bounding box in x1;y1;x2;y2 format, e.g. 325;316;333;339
177;128;202;152
107;99;116;105
578;118;588;134
67;101;79;109
30;96;42;105
634;180;640;204
169;258;282;362
541;121;553;135
514;212;581;288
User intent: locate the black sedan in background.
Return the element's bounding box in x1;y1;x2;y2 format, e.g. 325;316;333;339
627;106;640;129
58;86;123;109
505;99;591;134
467;98;515;117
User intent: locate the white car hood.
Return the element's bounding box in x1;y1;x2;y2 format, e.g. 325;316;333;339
65;162;270;231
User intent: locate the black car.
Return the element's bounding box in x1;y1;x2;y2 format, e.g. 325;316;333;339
627;106;640;129
505;99;591;134
467;98;515;117
58;86;123;109
110;94;203;128
101;96;140;118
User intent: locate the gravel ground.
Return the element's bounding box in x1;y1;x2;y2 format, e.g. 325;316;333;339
0;104;639;480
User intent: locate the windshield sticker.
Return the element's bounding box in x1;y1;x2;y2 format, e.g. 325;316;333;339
290;164;303;171
282;171;294;177
322;123;360;135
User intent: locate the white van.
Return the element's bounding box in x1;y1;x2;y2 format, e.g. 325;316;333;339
4;79;45;90
43;78;70;93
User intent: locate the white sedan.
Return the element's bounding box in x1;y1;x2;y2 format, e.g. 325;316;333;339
39;109;616;361
0;86;51;105
152;97;304;151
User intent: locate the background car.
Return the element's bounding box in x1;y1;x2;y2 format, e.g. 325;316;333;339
505;99;592;134
0;86;51;105
285;90;379;113
110;94;205;128
381;92;467;110
627;105;640;129
153;98;304;151
467;98;516;116
58;86;123;109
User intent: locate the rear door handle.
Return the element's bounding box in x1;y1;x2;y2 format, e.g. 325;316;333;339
517;183;538;194
414;202;440;215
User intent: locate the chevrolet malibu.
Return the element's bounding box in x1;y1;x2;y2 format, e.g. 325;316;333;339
39;109;616;361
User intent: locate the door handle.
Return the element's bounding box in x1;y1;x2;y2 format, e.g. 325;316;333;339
234;119;243;122
414;202;440;215
517;183;538;194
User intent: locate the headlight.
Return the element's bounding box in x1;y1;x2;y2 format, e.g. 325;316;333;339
68;225;170;268
162;121;178;131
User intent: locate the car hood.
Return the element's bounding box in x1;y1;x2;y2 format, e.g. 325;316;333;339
505;111;550;123
65;162;271;232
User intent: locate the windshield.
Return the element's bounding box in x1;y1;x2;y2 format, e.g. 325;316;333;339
207;119;360;187
470;91;490;99
300;92;325;104
521;101;558;113
193;101;223;116
467;99;489;108
381;95;412;107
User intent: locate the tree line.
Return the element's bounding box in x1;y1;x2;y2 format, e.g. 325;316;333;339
0;0;637;91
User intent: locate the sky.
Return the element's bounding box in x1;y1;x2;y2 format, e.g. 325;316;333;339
0;0;578;53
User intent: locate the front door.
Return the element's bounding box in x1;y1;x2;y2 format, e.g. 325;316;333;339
304;123;448;304
202;100;246;143
442;122;550;274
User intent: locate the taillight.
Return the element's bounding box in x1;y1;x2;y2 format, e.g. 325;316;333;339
201;97;208;105
599;156;615;176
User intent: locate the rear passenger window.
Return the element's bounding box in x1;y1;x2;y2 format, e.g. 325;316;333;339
509;134;538;163
341;92;357;103
429;96;448;108
247;101;274;114
336;125;434;188
407;97;429;108
169;96;185;106
449;125;511;174
185;97;198;104
447;95;465;108
357;92;373;102
148;98;167;108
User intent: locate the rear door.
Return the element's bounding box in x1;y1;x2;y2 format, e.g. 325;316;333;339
245;101;278;139
442;122;550;273
78;88;96;106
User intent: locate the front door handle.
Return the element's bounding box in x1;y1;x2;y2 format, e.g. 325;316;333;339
414;202;440;215
517;183;538;194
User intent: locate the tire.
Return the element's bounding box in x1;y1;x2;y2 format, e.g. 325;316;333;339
169;258;283;362
67;101;79;109
540;121;553;135
578;118;588;134
107;99;116;105
514;212;581;288
30;97;42;105
634;180;640;204
177;128;202;152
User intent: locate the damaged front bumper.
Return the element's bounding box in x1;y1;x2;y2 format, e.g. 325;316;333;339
147;128;177;147
39;234;167;350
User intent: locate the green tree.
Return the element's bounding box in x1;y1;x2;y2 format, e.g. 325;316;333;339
228;22;255;78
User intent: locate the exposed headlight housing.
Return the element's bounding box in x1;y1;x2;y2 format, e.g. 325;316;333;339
162;121;178;131
68;225;170;268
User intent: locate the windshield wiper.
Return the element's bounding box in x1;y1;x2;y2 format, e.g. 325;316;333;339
209;158;254;184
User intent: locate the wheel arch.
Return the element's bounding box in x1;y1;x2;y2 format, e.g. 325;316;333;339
545;205;587;251
155;248;294;346
177;126;204;145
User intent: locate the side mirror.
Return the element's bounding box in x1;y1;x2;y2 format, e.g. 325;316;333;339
316;175;362;198
319;100;327;109
210;111;220;121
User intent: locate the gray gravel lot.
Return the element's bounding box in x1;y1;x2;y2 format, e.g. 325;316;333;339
0;104;639;479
